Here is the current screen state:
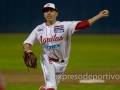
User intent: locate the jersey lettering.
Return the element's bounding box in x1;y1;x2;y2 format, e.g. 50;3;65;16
40;34;63;44
44;43;61;49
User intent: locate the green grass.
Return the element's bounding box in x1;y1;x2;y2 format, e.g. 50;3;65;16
0;34;120;90
6;84;120;90
0;34;42;71
58;85;120;90
7;84;40;90
0;34;120;71
69;35;120;71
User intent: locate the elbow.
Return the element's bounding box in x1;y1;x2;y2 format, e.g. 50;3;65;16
75;20;90;30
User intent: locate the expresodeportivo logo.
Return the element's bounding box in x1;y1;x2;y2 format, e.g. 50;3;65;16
40;34;63;44
43;43;61;49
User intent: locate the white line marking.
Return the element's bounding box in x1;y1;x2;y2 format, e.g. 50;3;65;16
79;79;105;83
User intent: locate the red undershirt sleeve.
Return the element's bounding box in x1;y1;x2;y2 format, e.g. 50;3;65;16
75;20;89;30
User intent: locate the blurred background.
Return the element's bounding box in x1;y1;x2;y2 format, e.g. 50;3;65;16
0;0;120;34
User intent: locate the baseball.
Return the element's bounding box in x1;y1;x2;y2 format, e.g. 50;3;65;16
103;10;109;14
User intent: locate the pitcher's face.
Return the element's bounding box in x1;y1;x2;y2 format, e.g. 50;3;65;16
44;9;58;22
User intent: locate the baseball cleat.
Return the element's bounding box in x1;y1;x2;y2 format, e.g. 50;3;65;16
39;85;46;90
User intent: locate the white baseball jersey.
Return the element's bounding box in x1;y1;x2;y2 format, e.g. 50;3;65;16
24;21;80;60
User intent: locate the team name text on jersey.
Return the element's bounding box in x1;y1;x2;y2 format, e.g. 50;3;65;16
40;34;63;44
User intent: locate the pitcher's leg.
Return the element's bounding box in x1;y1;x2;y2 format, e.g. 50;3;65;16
40;56;57;90
52;62;68;85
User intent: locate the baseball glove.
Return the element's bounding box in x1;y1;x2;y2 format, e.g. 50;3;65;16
23;50;37;69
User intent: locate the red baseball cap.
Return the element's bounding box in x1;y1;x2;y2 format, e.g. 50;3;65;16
42;3;57;12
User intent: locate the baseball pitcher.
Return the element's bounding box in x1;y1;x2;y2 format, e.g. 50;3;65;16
23;3;109;90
